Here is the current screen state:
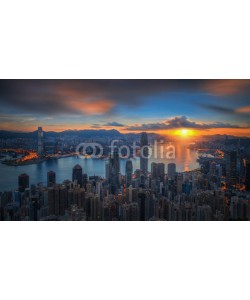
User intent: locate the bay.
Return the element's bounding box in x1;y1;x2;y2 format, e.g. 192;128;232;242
0;143;199;192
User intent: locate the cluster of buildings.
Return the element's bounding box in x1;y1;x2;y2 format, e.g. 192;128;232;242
0;132;250;221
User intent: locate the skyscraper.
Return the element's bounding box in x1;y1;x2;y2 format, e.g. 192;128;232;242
82;173;88;189
30;195;38;221
140;132;149;175
176;173;183;194
37;126;44;156
138;191;146;221
18;173;29;192
225;151;238;187
168;163;176;179
157;163;165;182
47;171;56;187
125;159;133;187
105;159;110;180
109;147;120;194
151;162;165;181
151;162;158;179
72;164;83;187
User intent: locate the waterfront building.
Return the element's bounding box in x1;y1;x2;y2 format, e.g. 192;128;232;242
72;164;83;187
140;132;149;175
37;126;44;156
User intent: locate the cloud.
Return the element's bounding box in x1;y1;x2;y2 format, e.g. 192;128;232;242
69;98;115;115
90;124;102;129
201;80;250;96
200;104;235;114
0;80;117;116
0;114;37;123
1;79;250;118
104;121;124;127
235;106;250;113
126;116;240;131
200;104;250;116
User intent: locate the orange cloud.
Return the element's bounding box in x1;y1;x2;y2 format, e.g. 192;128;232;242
235;106;250;113
68;99;115;115
54;86;115;115
202;80;250;96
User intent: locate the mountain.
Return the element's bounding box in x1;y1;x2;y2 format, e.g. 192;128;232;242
0;129;163;141
0;130;38;139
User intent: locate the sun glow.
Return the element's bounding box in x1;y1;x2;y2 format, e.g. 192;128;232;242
181;129;188;136
174;128;194;137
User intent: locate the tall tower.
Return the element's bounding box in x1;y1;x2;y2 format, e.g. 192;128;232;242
151;162;158;179
140;132;149;175
157;163;165;182
72;164;83;187
225;151;238;187
105;159;110;180
37;126;44;156
109;147;120;194
125;159;133;187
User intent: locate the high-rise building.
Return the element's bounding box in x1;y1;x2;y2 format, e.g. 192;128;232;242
82;173;88;190
125;159;133;187
18;173;29;192
30;195;38;221
168;163;176;179
138;191;146;221
47;171;56;187
225;151;238;186
140;132;149;174
157;163;165;182
109;147;120;194
176;173;183;194
72;164;83;187
37;126;44;156
151;162;158;179
151;162;165;181
105;159;110;180
47;187;55;216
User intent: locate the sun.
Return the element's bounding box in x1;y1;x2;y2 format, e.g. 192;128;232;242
181;129;189;136
173;128;194;137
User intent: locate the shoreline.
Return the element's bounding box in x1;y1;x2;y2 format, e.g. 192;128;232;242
1;153;77;166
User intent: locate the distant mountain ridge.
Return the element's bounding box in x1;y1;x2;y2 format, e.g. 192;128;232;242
0;129;160;140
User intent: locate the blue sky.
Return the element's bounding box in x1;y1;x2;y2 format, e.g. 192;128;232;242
0;79;249;135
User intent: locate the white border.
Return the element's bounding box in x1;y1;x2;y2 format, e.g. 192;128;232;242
1;1;250;300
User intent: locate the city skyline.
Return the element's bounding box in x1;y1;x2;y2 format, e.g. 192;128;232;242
0;79;250;137
0;80;250;221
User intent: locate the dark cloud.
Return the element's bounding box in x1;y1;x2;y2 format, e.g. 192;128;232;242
90;124;102;129
199;103;250;124
104;122;124;127
126;116;240;131
200;104;235;114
